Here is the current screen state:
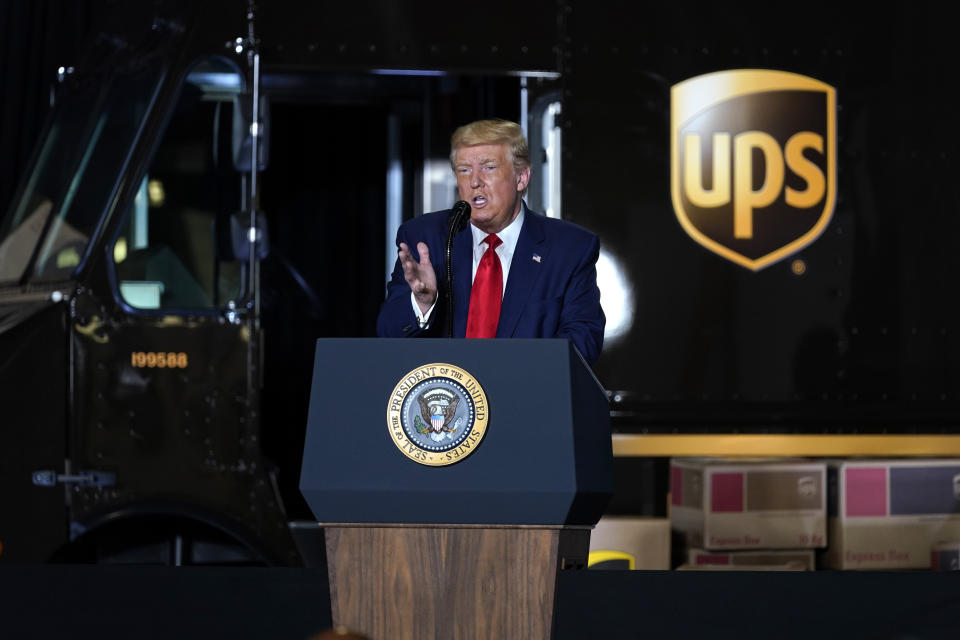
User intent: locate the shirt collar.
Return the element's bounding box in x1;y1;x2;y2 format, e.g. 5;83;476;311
469;201;525;252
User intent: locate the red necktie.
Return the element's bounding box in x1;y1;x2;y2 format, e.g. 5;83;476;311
465;234;503;338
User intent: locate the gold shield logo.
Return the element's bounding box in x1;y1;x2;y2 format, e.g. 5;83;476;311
671;70;836;270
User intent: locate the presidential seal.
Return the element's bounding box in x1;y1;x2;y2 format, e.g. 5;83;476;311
386;362;489;466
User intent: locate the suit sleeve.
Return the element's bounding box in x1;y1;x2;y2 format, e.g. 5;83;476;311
376;224;438;338
556;234;605;366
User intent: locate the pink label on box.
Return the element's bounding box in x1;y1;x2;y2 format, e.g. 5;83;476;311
845;467;887;517
711;472;744;512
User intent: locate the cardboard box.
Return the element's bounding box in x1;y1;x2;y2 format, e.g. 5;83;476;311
589;517;670;570
825;459;960;569
687;548;815;570
676;563;807;571
670;458;826;550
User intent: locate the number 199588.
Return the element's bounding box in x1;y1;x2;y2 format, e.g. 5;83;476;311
131;351;189;369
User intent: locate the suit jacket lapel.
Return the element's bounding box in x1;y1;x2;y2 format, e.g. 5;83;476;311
452;225;473;337
497;211;547;337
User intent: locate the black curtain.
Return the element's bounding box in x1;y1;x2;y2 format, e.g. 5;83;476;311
0;0;101;219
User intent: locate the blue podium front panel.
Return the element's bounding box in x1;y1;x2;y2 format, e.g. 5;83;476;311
299;339;612;525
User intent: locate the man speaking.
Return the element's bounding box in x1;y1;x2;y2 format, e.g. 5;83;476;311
376;119;605;366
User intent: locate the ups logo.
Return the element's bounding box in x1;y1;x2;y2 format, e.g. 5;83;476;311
671;70;836;270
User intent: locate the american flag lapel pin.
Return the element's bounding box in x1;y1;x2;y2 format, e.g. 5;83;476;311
532;253;541;263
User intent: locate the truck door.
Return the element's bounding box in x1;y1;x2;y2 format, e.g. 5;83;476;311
65;54;298;565
0;45;166;562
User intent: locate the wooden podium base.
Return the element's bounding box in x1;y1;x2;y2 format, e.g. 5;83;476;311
323;524;591;640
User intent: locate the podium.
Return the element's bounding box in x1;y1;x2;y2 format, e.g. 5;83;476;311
300;338;612;639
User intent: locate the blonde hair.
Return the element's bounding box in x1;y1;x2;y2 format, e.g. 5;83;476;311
449;119;530;172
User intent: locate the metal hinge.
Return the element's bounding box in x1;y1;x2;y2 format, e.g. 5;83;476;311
32;470;116;488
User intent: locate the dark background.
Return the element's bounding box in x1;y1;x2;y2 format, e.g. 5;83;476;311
560;3;960;432
4;2;960;521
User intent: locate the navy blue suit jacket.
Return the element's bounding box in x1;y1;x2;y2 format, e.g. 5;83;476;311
376;206;605;365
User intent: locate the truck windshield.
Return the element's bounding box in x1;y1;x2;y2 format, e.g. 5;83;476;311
0;61;163;285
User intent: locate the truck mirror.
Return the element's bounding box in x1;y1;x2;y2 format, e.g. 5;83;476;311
232;94;270;172
229;212;269;261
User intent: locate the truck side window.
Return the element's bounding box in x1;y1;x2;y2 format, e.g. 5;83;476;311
113;57;244;311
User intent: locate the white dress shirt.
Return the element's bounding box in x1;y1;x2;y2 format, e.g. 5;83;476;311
411;204;526;326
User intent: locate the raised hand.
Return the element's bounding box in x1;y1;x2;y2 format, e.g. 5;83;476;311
399;241;437;315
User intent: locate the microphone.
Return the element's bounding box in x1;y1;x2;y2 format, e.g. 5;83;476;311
448;200;471;232
445;200;471;338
